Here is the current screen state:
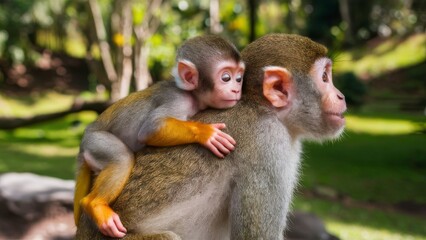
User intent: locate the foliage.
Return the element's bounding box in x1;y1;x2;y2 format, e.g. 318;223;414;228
335;34;426;79
305;0;342;45
0;0;424;71
335;72;367;107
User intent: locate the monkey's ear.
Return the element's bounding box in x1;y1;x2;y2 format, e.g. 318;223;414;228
176;60;199;91
262;66;293;108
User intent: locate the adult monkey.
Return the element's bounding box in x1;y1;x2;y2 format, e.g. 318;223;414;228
76;33;346;239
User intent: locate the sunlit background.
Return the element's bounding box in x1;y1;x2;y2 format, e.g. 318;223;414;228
0;0;425;239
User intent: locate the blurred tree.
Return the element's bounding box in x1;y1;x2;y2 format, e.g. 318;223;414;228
304;0;426;47
1;0;424;101
210;0;221;33
86;0;118;99
335;72;367;107
338;0;354;44
85;0;166;101
0;0;72;65
305;0;341;45
133;0;164;93
247;0;258;42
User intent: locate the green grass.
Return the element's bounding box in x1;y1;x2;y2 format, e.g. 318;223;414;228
334;33;426;78
345;114;424;135
302;112;426;205
294;196;426;240
0;92;74;117
0;111;97;179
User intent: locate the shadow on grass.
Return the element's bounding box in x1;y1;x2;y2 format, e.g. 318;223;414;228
0;142;76;179
294;196;426;239
298;129;426;238
301;130;426;205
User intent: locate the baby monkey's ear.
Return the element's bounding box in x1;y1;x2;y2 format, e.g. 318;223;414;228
176;60;199;91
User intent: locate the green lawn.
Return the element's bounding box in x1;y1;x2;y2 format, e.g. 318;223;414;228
0;111;97;179
295;110;426;240
294;196;426;240
302;123;426;205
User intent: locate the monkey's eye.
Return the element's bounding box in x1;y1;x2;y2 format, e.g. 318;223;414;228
236;74;243;83
221;73;231;82
322;71;329;82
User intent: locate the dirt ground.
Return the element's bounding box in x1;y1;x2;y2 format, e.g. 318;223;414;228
0;206;75;240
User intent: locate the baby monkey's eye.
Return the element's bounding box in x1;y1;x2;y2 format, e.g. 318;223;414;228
322;71;329;82
221;73;231;82
236;74;243;82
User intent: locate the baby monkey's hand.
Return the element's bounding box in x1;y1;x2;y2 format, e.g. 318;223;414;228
202;123;236;158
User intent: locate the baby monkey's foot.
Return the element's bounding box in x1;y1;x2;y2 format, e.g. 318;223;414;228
82;198;127;238
98;212;127;238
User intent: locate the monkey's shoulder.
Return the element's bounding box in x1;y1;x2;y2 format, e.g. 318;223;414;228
196;101;279;135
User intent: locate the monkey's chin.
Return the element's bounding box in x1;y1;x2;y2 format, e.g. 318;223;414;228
325;112;346;129
217;100;239;109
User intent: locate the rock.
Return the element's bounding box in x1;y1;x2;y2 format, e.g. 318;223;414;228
0;172;76;240
313;185;339;200
285;211;340;240
0;172;75;220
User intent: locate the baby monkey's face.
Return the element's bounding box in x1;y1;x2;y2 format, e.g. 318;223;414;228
203;59;245;109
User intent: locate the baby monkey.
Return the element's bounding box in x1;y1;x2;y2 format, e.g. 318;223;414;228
74;35;245;238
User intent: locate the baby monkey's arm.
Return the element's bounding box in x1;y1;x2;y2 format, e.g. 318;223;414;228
142;117;236;158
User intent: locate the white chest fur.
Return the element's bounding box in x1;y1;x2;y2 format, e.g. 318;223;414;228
137;175;232;240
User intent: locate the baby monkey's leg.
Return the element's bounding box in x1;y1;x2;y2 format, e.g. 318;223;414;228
78;131;134;238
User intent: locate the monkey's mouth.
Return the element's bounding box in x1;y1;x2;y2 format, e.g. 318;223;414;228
325;111;346;126
224;99;240;104
326;112;345;119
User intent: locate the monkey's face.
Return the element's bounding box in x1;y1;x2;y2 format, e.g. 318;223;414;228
310;57;346;130
261;58;346;141
201;60;245;109
285;58;346;140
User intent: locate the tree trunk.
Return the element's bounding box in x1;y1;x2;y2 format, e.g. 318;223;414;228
87;0;119;101
210;0;221;33
339;0;354;45
248;0;258;42
133;0;164;91
285;0;295;33
115;0;134;99
134;43;152;91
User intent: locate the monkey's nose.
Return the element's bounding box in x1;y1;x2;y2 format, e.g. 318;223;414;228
337;93;345;100
232;89;240;94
